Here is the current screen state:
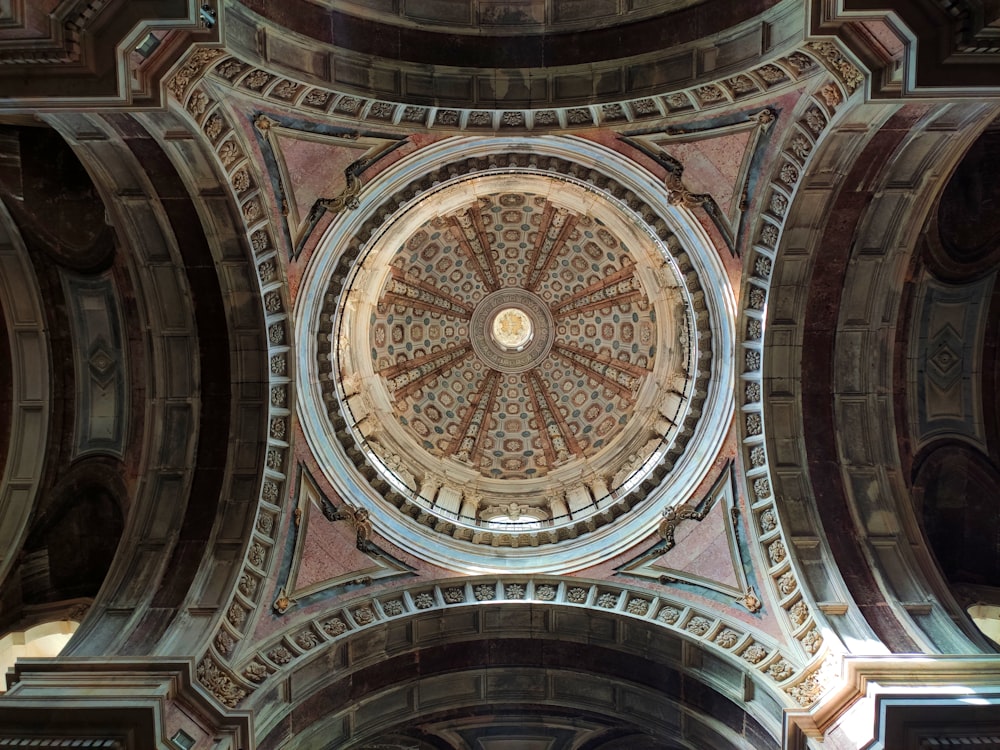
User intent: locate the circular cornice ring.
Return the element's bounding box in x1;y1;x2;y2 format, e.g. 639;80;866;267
471;289;553;372
295;135;735;573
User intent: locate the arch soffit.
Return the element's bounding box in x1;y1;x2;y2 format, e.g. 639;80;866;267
0;199;50;599
246;592;794;747
150;39;873;717
758;86;1000;656
37;111;269;658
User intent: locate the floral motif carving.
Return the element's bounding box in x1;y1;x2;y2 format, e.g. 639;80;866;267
228;603;247;629
336;96;363;114
807;41;864;92
685;616;711;635
750;446;766;467
272;80;300;100
535;584;556;601
566;587;588;603
270;355;287;377
219;141;242;169
738;587;762;614
239;573;258;598
804;108;826;136
787;673;824;706
268;324;286;347
802;628;822;654
596;592;618;609
215;629;234;655
414;592;435;609
757;65;786;84
779;163;799;186
768;660;794;681
754;477;771;499
295;630;319;650
197;656;246;708
695;85;723;103
270;387;287;409
268;646;291;665
746;413;762;435
187;89;209;116
657;606;680;624
243;661;269;683
505;583;526;599
760;223;779;247
768;540;787;565
266;447;284;471
746;350;761;371
745;382;761;403
749;287;766;310
632;99;657;115
215;59;246;80
382;600;404;616
502;111;525;126
754;256;773;279
769;192;788;217
204;115;224;141
248;543;265;568
789;599;809;626
323;618;347;636
474;584;496;601
820;83;842;107
742;643;767;664
714;629;740;648
261;480;279;504
626;598;649;615
354;606;375;624
760;509;776;532
777;572;797;597
244;70;272;90
304;90;331;107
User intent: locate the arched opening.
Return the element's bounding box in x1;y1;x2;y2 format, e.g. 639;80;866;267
0;619;79;693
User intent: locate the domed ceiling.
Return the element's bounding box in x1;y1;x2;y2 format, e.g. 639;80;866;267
298;137;734;572
367;188;663;484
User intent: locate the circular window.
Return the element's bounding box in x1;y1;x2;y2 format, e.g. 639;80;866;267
297;137;734;573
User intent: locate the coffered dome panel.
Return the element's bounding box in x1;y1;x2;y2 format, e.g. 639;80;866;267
297;137;735;573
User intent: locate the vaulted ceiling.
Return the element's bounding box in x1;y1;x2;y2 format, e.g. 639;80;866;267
1;2;1000;749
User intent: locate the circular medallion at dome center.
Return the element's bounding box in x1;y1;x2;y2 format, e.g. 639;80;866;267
492;308;532;349
471;289;553;373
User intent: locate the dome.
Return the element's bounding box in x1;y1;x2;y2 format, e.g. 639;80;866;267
297;136;735;572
